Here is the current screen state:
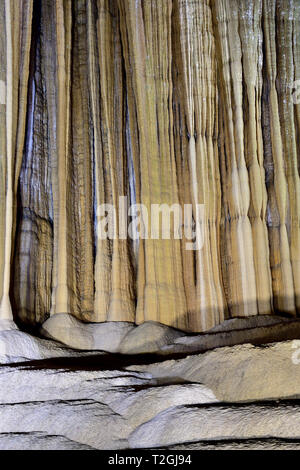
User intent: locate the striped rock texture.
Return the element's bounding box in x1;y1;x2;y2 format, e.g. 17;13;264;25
0;0;299;332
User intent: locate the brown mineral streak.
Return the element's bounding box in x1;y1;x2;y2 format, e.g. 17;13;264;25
0;0;299;332
96;0;135;322
0;0;33;320
51;0;70;315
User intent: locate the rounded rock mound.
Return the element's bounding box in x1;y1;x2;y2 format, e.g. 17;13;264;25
119;321;184;354
40;313;134;352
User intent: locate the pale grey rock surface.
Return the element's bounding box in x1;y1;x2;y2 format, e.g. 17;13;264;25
0;433;94;450
39;315;300;356
128;341;300;402
164;319;300;355
0;399;130;450
129;403;300;448
0;319;18;331
1;329;300;449
119;321;184;354
207;314;292;333
0;363;217;449
41;316;184;354
40;313;134;352
0;329;103;364
167;439;300;450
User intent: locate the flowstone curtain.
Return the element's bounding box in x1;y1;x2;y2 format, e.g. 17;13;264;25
0;0;299;332
0;0;33;323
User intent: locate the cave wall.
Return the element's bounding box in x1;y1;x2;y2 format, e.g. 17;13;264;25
0;0;299;332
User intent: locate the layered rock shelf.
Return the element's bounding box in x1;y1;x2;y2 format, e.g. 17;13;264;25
1;336;300;449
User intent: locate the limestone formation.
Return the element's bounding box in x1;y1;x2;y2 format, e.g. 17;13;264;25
40;313;300;355
1;339;300;449
129;402;300;448
0;0;33;323
0;328;104;364
0;0;299;334
119;321;185;354
128;340;300;402
1;0;300;452
41;313;134;352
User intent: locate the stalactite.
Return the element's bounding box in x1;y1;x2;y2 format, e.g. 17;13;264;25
86;0;110;321
95;0;135;322
294;1;300;177
13;10;53;324
172;0;226;330
50;0;72;315
118;0;188;330
212;0;259;318
0;0;14;322
262;0;295;314
70;0;94;319
0;0;33;326
238;0;273;315
276;0;300;312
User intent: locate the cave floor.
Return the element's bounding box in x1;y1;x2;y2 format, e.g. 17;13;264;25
1;331;300;449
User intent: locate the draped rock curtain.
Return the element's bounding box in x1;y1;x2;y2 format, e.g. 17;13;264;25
0;0;299;332
0;0;33;323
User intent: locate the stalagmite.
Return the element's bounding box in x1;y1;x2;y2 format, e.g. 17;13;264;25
0;0;299;333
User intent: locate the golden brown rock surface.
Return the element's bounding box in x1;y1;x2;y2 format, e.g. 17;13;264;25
0;0;299;332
